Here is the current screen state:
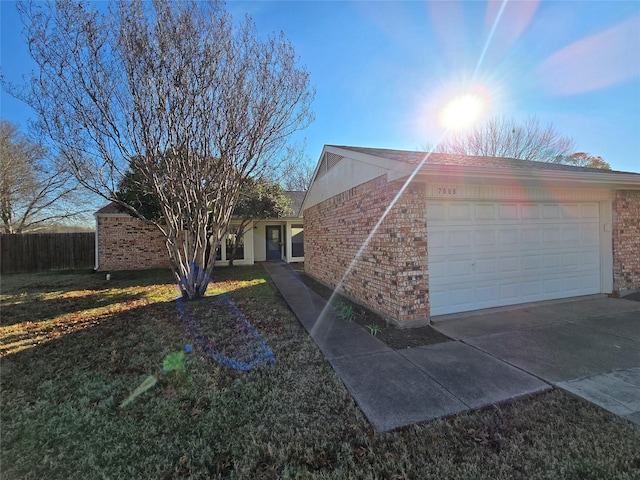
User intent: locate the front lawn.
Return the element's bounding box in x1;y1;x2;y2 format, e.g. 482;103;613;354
1;267;639;479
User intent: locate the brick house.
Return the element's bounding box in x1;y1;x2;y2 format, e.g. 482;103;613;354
302;145;640;327
94;192;305;271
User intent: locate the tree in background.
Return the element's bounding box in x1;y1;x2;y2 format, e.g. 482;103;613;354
13;0;314;299
277;142;315;191
228;178;292;266
115;157;162;221
0;121;84;233
117;165;291;266
433;116;574;163
562;152;611;169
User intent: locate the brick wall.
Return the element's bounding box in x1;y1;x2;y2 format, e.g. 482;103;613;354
613;190;640;292
304;176;429;327
97;215;170;271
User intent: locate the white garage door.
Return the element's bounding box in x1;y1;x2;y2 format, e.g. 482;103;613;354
427;201;601;316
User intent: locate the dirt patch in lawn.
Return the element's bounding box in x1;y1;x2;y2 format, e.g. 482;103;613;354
288;264;451;350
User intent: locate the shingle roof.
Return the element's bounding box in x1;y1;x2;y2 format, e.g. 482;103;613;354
96;202;121;214
329;145;638;175
284;191;305;217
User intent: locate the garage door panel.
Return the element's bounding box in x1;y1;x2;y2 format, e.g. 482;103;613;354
499;204;519;220
450;204;472;220
522;280;543;296
499;229;518;245
475;230;496;246
543;228;561;242
581;250;599;266
543;204;562;219
449;259;473;276
563;252;581;268
581;204;599;218
522;254;541;271
521;204;540;219
562;204;580;218
475;258;497;274
562;226;580;242
426;203;446;220
522;228;541;244
428;230;446;248
427;200;601;316
475;204;497;220
500;256;520;272
451;230;472;247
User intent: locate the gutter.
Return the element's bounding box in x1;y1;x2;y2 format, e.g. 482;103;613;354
94;213;99;271
387;164;640;189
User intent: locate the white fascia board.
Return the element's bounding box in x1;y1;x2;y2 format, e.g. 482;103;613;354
95;213;131;218
389;164;640;189
325;146;399;172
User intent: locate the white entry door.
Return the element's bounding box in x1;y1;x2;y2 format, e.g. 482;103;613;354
427;201;601;316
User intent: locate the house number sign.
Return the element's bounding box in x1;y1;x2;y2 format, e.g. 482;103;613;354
435;186;458;196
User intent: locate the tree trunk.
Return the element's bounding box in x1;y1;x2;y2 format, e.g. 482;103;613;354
165;230;216;300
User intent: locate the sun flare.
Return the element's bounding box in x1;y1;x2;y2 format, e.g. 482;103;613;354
440;94;484;130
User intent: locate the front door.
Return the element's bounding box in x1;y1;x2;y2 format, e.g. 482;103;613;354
265;226;282;260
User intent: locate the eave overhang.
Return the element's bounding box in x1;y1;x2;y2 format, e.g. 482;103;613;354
388;163;640;190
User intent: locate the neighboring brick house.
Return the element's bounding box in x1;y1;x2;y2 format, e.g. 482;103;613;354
302;145;640;327
95;192;305;271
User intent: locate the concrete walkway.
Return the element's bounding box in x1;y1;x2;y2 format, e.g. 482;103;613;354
263;262;549;432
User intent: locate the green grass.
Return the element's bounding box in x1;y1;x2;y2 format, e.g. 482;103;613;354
1;266;639;479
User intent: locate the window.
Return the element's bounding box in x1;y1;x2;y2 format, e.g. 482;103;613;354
291;224;304;257
225;231;244;260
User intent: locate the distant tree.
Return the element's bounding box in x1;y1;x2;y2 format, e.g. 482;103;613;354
277;143;315;191
115;165;291;266
434;116;575;163
12;0;314;299
0;120;83;233
562;152;611;169
228;178;292;265
115;158;162;221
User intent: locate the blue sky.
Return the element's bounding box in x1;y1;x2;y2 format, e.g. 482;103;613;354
2;0;639;172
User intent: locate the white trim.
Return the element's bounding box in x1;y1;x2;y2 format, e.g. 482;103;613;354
599;200;614;293
286;221;305;263
94;215;100;271
389;163;640;188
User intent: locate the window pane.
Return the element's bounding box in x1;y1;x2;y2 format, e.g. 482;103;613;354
291;226;304;257
225;232;244;260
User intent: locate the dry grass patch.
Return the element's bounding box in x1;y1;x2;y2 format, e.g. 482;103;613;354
1;266;639;479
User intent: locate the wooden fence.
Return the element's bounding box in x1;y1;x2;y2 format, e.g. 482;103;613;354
0;233;95;273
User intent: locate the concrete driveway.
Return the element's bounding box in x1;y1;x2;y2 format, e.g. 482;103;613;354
433;295;640;426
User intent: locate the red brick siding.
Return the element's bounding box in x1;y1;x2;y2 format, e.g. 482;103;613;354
304;176;429;326
97;215;170;271
613;190;640;291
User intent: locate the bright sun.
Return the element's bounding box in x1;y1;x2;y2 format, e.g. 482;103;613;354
440;94;484;130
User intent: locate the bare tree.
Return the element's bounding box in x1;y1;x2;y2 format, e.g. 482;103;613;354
11;0;314;298
0;120;82;233
434;116;575;163
277;142;315;191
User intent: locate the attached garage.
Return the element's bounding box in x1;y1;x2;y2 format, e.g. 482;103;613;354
303;146;640;327
427;199;603;315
